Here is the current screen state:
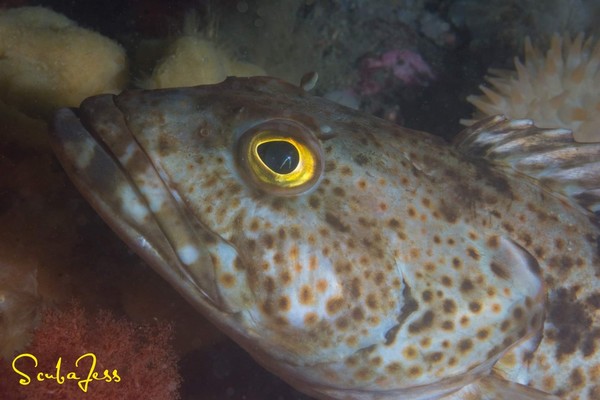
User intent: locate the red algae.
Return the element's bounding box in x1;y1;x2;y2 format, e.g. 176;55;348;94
0;304;181;399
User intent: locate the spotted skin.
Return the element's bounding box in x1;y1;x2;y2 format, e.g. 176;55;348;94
50;77;600;399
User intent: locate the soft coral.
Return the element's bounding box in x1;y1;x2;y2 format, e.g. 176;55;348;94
0;304;180;399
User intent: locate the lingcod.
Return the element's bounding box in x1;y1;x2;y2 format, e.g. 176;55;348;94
49;76;600;399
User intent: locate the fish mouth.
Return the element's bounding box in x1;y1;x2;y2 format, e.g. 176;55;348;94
49;96;231;315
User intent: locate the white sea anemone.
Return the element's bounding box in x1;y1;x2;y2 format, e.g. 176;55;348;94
465;33;600;142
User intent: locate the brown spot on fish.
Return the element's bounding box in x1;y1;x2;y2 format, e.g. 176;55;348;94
408;310;434;333
441;275;452;287
581;328;600;357
451;257;461;269
325;212;350;232
299;285;314;305
422;290;433;302
443;299;456;314
490;261;510;279
366;293;379;310
549;255;575;271
234;256;245;271
518;232;533;247
336;317;350;330
220;273;236;288
548;288;592;359
261;301;273;316
261;233;274;249
273;252;284;265
340;165;352;176
570;367;586;388
407;206;417;218
158;133;177;156
279;270;292;285
350;277;362;298
352;307;365;321
410;248;420;259
353;153;369;166
426;352;444;363
308;196;320;209
442;320;454;331
304;312;318;325
460;315;470;327
437;200;458;223
263;276;276;293
487;235;499;249
345;335;358;347
326;297;345;315
502;222;515;233
386;362;402;374
466;247;480;260
277;227;286;240
460;278;475;293
316;279;328;293
586;293;600;309
589;386;600;400
374;271;385;285
370;356;382;367
271;197;285;211
424;262;436;273
469;301;482;313
512;307;524;320
477;328;490;340
278;296;291;312
388;218;401;229
408;366;422;378
333;186;345;197
458;338;473;353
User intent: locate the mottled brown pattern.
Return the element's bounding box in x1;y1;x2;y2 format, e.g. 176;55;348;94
50;77;600;399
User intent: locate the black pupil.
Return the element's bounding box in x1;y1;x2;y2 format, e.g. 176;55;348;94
257;140;300;174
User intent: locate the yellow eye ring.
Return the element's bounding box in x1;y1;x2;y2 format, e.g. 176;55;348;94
237;120;323;195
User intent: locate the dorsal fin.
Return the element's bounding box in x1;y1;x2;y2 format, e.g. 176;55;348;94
454;115;600;215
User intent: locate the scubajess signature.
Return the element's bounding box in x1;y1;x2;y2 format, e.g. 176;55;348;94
11;352;120;393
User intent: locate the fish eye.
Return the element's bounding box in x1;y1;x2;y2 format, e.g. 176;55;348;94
257;139;300;174
237;120;324;195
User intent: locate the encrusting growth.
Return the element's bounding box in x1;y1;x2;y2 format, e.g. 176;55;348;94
0;304;181;399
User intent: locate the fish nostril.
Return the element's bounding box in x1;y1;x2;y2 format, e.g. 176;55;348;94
198;123;211;138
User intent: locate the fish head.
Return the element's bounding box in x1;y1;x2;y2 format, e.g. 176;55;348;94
50;77;546;399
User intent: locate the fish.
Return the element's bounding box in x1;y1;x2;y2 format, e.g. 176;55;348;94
49;76;600;399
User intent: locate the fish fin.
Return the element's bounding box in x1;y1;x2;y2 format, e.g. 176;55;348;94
446;374;560;400
454;115;600;217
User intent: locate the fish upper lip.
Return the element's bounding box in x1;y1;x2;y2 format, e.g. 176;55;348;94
51;96;232;314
